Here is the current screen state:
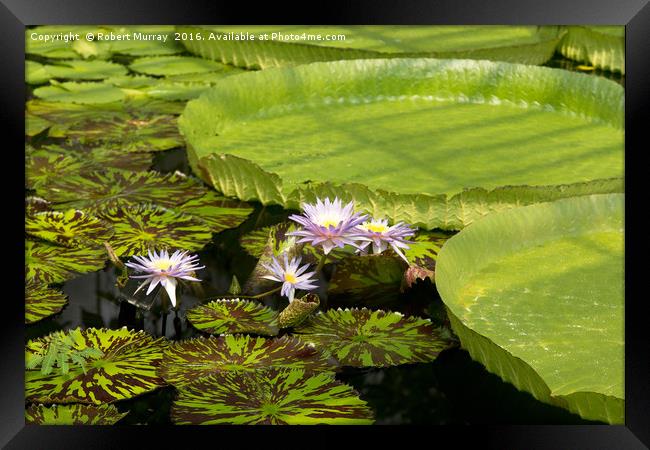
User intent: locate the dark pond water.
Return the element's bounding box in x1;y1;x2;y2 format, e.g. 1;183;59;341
26;146;602;425
26;51;621;424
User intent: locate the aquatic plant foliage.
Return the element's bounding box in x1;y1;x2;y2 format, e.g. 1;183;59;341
25;209;113;248
98;204;212;256
40;170;206;213
178;25;562;69
180;58;624;230
25;239;107;284
25;281;68;324
435;193;624;424
187;299;280;336
26;327;168;404
159;335;337;386
294;307;452;367
171;368;374;424
25;403;128;425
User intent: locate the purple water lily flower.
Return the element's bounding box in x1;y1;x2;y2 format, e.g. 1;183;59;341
261;253;318;303
125;249;204;307
356;218;416;263
288;197;368;255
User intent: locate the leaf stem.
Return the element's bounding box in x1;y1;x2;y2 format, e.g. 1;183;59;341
315;253;329;274
221;286;282;300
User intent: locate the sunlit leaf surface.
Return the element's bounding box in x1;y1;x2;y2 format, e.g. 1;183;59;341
40;170;206;213
98;204;213;256
171;368;374;424
179;25;562;69
187;299;279;336
159;335;337;386
25;281;68;324
295;308;452;367
25;403;128;425
25;209;114;248
181;58;623;230
26;327;168;404
129;56;234;76
177;190;253;232
25;240;106;284
435;193;624;424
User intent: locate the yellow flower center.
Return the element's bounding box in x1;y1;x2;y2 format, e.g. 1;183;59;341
284;273;298;284
152;259;172;271
366;223;388;233
320;219;340;228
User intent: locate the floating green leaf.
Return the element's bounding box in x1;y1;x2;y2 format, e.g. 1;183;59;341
129;56;233;76
26;61;51;85
40;170;206;213
294;308;452;367
26;327;168;404
435;193;624;424
25;403;128;425
30;144;153;178
25;209;114;248
25;240;106;284
558;26;624;74
72;26;183;58
328;255;405;305
34;81;127;104
36;60;128;81
26;26;97;59
177;190;253;232
187;299;279;336
25;281;68;324
171;368;374;424
159;335;336;386
180;58;624;230
98;204;213;256
27;26;182;59
53;113;182;152
178;25;562;69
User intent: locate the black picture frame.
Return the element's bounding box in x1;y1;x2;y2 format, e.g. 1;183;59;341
4;0;648;447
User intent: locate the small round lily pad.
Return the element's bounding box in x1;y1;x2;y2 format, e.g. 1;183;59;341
187;299;279;336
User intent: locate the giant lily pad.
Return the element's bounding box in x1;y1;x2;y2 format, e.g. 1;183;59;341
171;368;374;425
159;335;336;386
40;170;206;213
178;25;562;69
25;281;68;324
180;58;624;230
25;240;106;284
25;403;128;425
558;26;624;74
25;209;114;248
177;190;253;232
434;193;624;424
26;327;168;404
294;308;452;367
186;299;279;336
98;204;213;256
